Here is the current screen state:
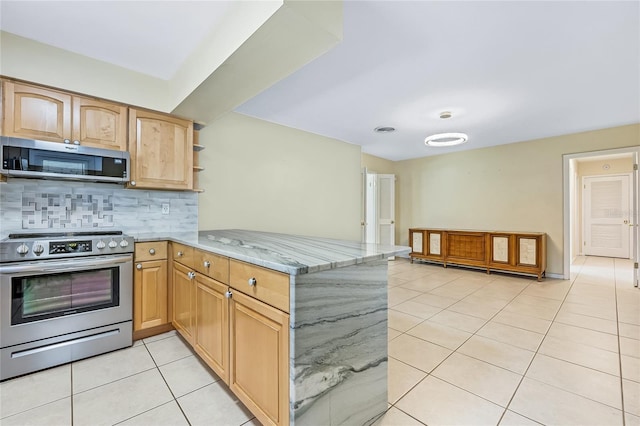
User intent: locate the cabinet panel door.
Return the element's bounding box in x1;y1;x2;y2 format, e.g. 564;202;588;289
230;291;289;426
134;260;168;331
2;81;71;142
72;96;127;150
195;275;229;383
129;109;193;190
172;261;195;343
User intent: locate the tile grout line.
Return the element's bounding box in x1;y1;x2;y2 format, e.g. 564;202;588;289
614;258;627;426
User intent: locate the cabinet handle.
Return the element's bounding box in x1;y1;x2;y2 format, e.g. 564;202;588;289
203;260;211;268
130;181;136;186
63;139;70;144
248;277;257;287
136;263;142;270
225;290;232;299
177;251;184;257
187;271;196;280
149;248;155;255
73;140;80;145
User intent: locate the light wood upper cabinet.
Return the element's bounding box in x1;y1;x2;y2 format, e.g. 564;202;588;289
2;81;128;151
2;81;72;142
129;108;193;190
72;96;127;150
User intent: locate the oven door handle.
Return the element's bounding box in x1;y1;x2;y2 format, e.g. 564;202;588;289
0;254;132;274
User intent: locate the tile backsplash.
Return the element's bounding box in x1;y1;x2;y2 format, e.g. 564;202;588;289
0;179;198;239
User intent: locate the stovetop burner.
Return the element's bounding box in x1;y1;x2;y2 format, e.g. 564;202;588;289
7;230;124;239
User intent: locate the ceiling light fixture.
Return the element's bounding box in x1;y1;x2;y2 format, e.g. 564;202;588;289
424;132;468;147
374;126;396;133
439;111;452;119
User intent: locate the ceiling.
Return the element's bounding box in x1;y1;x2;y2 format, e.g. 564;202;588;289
1;1;638;161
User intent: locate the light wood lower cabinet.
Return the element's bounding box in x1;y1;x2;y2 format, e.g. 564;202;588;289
168;243;290;426
194;273;229;383
229;290;289;426
410;228;547;280
172;261;196;344
133;242;168;333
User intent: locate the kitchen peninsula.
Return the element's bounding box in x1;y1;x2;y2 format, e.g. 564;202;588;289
134;229;410;426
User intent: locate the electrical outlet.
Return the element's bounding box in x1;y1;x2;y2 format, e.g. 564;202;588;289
161;203;170;215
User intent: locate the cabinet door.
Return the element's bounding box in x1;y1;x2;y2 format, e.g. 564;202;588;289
230;290;289;426
134;260;168;331
72;96;127;150
2;81;71;142
195;275;229;383
172;261;195;343
129;108;193;190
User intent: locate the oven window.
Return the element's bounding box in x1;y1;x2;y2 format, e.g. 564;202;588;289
11;267;120;325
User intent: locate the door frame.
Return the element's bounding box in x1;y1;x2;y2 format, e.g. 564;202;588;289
563;146;640;280
581;173;633;258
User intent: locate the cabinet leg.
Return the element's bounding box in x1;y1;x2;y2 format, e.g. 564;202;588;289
486;269;491;275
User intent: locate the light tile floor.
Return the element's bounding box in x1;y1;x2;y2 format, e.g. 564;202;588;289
1;255;638;425
377;255;640;426
0;331;259;426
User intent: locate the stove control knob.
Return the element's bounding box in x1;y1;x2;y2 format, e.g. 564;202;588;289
108;239;118;249
16;243;29;255
96;240;106;249
119;239;129;248
32;244;45;255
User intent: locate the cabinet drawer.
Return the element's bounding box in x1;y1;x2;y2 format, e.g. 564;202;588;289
135;241;168;261
195;249;229;283
229;260;289;313
171;242;195;268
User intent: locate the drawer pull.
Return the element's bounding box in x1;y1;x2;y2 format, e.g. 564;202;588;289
149;248;156;255
136;263;142;270
248;277;257;287
187;271;196;280
177;251;184;257
203;260;211;268
225;290;232;299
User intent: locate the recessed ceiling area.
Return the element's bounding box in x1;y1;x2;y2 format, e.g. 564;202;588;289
236;1;640;160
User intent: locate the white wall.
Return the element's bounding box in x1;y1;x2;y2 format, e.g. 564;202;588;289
393;124;639;275
197;113;362;241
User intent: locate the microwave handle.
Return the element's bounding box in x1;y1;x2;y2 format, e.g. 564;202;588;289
0;254;132;274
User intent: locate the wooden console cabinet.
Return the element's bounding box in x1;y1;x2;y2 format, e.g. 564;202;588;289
409;228;546;280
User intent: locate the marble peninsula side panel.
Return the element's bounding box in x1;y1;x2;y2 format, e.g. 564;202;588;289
290;259;388;426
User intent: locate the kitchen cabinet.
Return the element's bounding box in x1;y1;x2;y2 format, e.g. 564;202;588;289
194;273;229;383
128;108;193;190
409;228;547;280
2;81;127;150
172;261;196;344
229;289;289;426
133;242;168;333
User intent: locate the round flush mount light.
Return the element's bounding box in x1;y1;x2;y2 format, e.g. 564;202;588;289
424;132;468;147
374;126;396;133
439;111;452;119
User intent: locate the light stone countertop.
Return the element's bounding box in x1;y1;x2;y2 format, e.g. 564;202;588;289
132;229;410;275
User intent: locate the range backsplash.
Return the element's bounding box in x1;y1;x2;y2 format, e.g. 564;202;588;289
0;179;198;239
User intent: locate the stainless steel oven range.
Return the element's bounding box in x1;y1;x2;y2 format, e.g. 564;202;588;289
0;231;134;381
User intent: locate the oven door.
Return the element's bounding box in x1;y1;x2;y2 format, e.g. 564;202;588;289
0;254;133;348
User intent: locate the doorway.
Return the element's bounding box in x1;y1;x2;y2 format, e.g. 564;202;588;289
583;174;632;258
563;147;639;286
362;170;395;246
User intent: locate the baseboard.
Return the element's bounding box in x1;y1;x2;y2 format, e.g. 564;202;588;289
133;323;174;341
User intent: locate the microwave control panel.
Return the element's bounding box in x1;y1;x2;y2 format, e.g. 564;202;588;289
49;240;92;254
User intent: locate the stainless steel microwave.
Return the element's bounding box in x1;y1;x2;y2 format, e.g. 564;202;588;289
1;137;129;184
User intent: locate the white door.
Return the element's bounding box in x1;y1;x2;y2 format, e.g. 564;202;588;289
377;174;395;246
584;174;631;258
633;158;639;287
364;173;377;244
